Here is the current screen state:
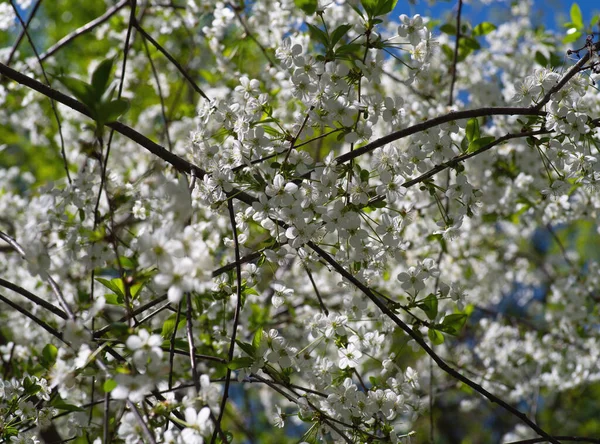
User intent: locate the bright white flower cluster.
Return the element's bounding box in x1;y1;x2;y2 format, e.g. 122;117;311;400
3;0;600;442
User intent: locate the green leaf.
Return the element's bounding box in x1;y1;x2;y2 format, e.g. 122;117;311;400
161;313;186;338
96;99;130;124
348;2;364;19
417;293;438;320
24;381;41;396
535;51;548;67
330;24;352;48
465;118;480;143
227;357;255;370
103;379;118;393
373;0;398;16
460;36;481;50
236;340;256;357
439;23;456;34
252;327;263;350
91;58;115;100
439;313;468;335
428;328;445;345
361;0;378;17
56;76;96;109
300;424;320;443
96;277;125;299
104;293;123;305
50;399;85;412
41;344;58;368
472;22;496;37
306;23;329;47
360;168;370;183
130;280;147;299
335;43;363;58
570;3;583;30
294;0;317;14
367;198;387;209
563;29;582;44
467;136;496;154
441;44;454;61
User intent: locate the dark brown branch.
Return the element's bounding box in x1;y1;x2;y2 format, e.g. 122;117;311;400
335;107;545;165
0;277;68;320
0;293;65;343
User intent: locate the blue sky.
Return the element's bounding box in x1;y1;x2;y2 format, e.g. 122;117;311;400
396;0;600;33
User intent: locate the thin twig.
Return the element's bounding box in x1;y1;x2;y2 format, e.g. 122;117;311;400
10;0;71;183
132;20;211;101
5;0;43;66
304;265;328;315
140;30;173;151
169;301;183;390
0;293;65;343
93;294;169;338
185;291;200;393
211;199;243;444
38;0;130;62
0;277;68;319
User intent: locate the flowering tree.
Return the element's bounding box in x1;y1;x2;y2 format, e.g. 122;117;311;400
1;0;600;442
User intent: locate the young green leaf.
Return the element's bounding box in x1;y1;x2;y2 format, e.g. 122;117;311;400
41;344;58;368
563;29;582;44
330;24;353;48
439;313;468;335
103;379;118;393
460;36;481;50
91;57;115;101
307;23;330;47
294;0;317;14
56;76;96;110
360;0;378;17
465;118;480;142
417;293;439;320
96;98;130;124
227;357;255;370
428;328;445;345
439;23;457;34
161;313;186;338
472;22;497;37
95;277;125;299
374;0;398;17
252;327;263;350
235;339;256;357
467;136;496;154
570;3;583;30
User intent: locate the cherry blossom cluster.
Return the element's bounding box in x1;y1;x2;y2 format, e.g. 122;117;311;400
1;0;600;443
